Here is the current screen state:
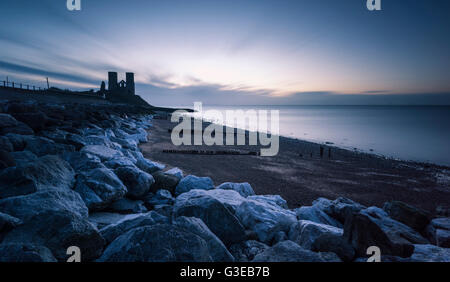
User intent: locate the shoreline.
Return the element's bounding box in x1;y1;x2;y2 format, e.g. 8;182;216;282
140;118;450;212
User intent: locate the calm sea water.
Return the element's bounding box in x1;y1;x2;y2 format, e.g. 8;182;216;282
184;105;450;166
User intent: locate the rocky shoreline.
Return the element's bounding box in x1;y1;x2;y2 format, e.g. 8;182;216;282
0;99;449;262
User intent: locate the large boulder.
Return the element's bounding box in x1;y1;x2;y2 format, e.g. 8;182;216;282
410;244;450;262
248;195;288;209
80;145;124;162
115;166;154;199
100;211;169;244
288;220;343;250
175;175;214;196
174;190;246;245
383;201;431;232
252;241;325;262
12;112;49;132
135;157;165;174
235;198;297;244
426;217;450;247
74;167;127;211
343;207;429;258
150;171;180;194
174;217;235;262
0;189;88;222
10;151;38;164
0;136;13;152
144;189;174;208
0;121;34;135
311;233;355;262
294;205;342;228
0;155;75;199
0;212;22;233
165;167;184;180
217;182;255;198
0;243;57;262
62;151;103;172
97;224;212;262
2;210;105;261
311;197;366;224
23;136;75;157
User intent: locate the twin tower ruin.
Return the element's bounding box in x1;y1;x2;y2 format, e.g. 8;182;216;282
105;71;135;97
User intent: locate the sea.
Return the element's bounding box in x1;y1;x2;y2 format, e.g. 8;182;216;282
171;105;450;166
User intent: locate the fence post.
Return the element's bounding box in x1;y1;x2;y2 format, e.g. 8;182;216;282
20;83;22;89
3;81;5;87
27;85;29;90
12;82;15;88
33;86;35;91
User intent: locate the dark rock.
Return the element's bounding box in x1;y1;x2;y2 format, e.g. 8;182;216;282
288;220;343;250
2;210;105;261
0;113;18;128
115;166;154;199
135;157;165;174
175;175;214;196
313;197;366;224
410;244;450;262
12;112;49;132
229;240;269;262
426;217;450;247
9;151;38;164
383;201;431;232
0;136;13;152
343;207;429;258
311;233;355;262
144;189;174;208
150;171;180;194
97;224;212;262
109;198;147;214
216;182;255;198
174;190;247;245
24;136;75;157
74;167;127;211
0;150;15;170
294;205;342;228
0;243;57;262
0;155;74;199
6;102;37;114
0;212;22;233
165;167;184;180
100;211;169;244
174;217;235;262
252;240;325;262
0;122;34;135
80;145;124;162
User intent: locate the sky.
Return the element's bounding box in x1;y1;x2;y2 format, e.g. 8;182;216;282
0;0;450;106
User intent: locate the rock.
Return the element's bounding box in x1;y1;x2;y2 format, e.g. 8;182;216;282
165;167;184;180
0;189;88;222
109;198;147;214
104;157;135;169
175;175;214;196
5;133;33;151
174;190;247;245
0;212;22;233
343;207;429;258
252;241;325;262
0;155;75;199
153;204;173;218
436;205;450;217
0;136;13;152
100;211;169;244
115;166;154;199
313;197;366;224
89;212;135;229
0;243;57;262
0;150;15;170
217;182;255;198
174;217;235;262
248;195;288;209
294;205;342;228
6;102;37;114
2;210;105;261
383;201;431;232
97;224;212;262
0;121;34;135
135;157;165;174
177;188;246;213
150;171;180;194
235;198;297;244
12;112;49;132
80;145;124;162
426;217;450;247
410;244;450;262
9;151;38;164
144;189;174;208
311;233;355;262
74;168;127;211
319;252;342;262
24;136;75;157
229;240;269;262
288;220;343;250
0;113;18;128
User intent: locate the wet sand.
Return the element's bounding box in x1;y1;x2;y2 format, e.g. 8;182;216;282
140;118;450;212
